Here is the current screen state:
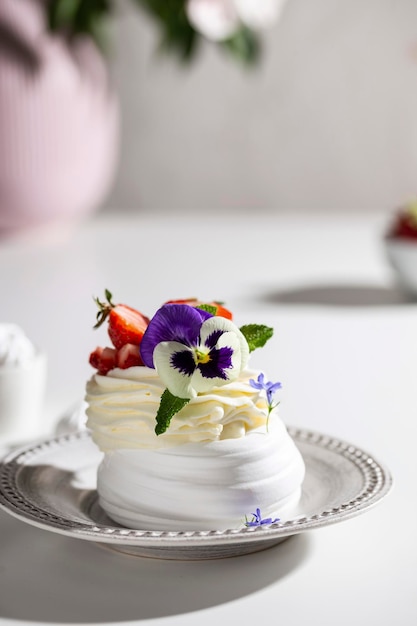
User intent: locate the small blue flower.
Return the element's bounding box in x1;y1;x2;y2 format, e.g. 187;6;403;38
250;372;282;406
250;373;282;431
245;508;280;527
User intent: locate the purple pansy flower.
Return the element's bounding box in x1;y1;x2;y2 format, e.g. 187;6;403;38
250;372;282;406
140;304;249;399
245;508;280;527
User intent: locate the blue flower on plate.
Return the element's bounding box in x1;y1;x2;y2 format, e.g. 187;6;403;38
245;508;280;527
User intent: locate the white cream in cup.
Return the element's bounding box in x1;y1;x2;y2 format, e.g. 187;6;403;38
0;325;47;445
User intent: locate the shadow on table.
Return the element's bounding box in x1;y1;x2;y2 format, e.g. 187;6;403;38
259;282;415;307
0;509;312;623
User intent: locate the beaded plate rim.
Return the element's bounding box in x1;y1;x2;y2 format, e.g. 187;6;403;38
0;428;392;548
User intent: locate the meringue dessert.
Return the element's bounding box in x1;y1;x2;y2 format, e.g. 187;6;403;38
85;293;305;531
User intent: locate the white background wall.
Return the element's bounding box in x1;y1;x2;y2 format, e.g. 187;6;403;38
105;0;417;214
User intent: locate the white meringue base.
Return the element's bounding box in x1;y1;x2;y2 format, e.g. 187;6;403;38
97;419;305;531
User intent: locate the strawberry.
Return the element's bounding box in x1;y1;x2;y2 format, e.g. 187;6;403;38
116;343;143;369
94;289;150;349
388;202;417;240
89;346;117;375
165;298;233;320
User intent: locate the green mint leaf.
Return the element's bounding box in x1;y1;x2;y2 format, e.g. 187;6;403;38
155;389;190;435
239;324;273;352
196;304;217;316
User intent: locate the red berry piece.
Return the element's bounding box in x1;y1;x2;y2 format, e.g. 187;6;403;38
108;305;149;349
388;205;417;240
116;343;143;369
93;290;150;349
89;346;117;375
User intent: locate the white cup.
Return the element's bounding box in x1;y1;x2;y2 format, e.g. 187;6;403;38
385;238;417;298
0;350;47;447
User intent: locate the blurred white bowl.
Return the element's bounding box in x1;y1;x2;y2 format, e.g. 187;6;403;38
385;237;417;298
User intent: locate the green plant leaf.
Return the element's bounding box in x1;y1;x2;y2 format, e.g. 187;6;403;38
47;0;81;30
47;0;113;52
239;324;273;352
196;304;217;316
221;26;261;66
47;0;261;65
133;0;198;62
155;389;190;435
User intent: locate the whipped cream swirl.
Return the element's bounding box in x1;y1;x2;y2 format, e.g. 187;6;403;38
86;366;274;450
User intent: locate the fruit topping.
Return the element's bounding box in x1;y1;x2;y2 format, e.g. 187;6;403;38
165;298;233;320
94;289;150;349
116;343;143;369
89;346;117;375
387;201;417;240
89;292;234;376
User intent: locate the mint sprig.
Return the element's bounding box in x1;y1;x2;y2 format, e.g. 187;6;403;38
155;389;190;435
239;324;273;353
195;304;217;316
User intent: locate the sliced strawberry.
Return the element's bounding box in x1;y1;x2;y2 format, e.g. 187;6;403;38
108;305;149;349
209;302;233;320
89;347;103;370
93;290;150;349
116;343;143;369
89;346;117;375
165;298;233;320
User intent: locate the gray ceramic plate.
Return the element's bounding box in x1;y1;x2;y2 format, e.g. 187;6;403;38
0;429;392;560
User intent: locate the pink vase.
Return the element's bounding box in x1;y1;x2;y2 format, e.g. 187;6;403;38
0;0;119;236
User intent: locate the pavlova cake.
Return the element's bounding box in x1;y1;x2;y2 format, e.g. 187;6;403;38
85;291;305;531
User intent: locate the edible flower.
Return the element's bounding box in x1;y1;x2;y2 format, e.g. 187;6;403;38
250;372;282;429
136;302;273;435
140;304;249;399
245;508;280;527
250;372;282;406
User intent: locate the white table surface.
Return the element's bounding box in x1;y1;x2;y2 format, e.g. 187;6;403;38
0;212;415;626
